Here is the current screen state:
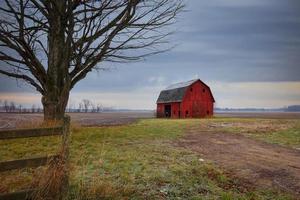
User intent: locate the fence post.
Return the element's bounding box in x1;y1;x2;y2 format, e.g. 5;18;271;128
60;115;70;200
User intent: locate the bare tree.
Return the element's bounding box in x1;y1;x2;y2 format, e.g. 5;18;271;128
31;104;36;113
82;99;91;113
9;101;16;112
0;0;183;121
90;102;96;113
96;103;103;113
18;104;23;113
4;100;9;112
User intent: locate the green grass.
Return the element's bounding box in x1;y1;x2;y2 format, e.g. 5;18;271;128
0;118;296;199
210;118;300;148
252;121;300;148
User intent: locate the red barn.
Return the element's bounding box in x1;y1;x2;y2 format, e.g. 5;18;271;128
156;79;215;118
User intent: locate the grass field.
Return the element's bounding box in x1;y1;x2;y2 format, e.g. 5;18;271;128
1;117;300;199
209;118;300;148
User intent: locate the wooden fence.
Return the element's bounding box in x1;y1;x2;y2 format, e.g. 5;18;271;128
0;116;70;200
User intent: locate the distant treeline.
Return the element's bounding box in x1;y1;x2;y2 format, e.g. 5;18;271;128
0;100;42;113
0;99;113;113
285;105;300;112
215;105;300;112
1;99;300;113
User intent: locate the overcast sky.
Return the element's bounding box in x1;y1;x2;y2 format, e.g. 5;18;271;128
1;0;300;109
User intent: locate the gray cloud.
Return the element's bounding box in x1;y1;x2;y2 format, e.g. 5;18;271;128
1;0;300;108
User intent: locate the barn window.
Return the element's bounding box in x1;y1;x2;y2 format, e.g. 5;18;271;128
207;110;209;115
185;110;188;115
203;89;205;93
190;87;193;92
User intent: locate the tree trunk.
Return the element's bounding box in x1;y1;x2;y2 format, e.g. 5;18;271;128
42;91;69;121
42;1;72;122
41;69;71;121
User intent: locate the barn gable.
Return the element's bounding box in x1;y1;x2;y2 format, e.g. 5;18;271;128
156;79;215;103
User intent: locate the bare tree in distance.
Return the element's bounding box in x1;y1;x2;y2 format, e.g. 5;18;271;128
96;104;103;113
82;99;91;113
4;100;9;112
74;99;104;113
90;102;96;113
0;0;184;121
31;104;36;113
18;104;23;113
9;101;16;112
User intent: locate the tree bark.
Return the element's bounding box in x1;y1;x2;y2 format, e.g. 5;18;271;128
42;91;69;121
42;1;71;121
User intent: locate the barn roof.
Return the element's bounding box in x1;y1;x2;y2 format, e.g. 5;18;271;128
165;79;198;90
156;79;215;103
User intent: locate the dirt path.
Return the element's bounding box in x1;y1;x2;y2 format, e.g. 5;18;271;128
175;128;300;196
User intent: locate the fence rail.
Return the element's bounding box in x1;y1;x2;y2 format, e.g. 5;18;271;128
0;189;34;200
0;126;63;140
0;116;70;200
0;155;60;172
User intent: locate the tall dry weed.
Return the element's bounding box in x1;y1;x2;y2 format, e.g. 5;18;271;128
30;149;68;200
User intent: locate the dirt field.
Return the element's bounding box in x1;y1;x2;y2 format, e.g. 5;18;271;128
0;112;154;129
1;111;300;130
175;120;300;197
216;111;300;119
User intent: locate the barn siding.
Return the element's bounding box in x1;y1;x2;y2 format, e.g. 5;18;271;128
156;104;164;118
180;81;214;118
171;102;180;118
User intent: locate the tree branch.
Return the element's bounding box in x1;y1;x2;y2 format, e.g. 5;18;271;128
0;68;44;94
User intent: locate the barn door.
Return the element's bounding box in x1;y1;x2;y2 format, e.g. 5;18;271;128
164;105;171;118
